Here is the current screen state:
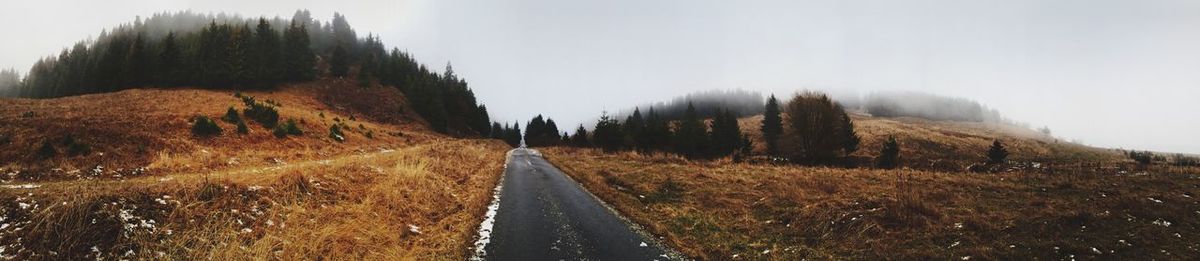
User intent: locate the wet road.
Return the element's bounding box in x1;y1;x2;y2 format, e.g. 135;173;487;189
477;148;673;260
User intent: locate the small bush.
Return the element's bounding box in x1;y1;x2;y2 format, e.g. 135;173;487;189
36;141;56;159
329;124;346;142
240;95;279;127
365;130;374;139
64;136;91;156
284;119;303;136
876;136;900;169
273;125;288;138
221;107;241;123
273;119;302;138
0;134;10;145
986;140;1008;164
236;120;249;134
1129;151;1154;165
191;115;222;137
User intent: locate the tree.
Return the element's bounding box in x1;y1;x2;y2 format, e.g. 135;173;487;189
330;43;349;77
987;140;1009;164
592;112;624;152
876;136;900;169
253;18;282;86
624;108;646;150
709;108;745;157
672;102;708;158
643;108;671;152
761;94;783;156
490;122;504;139
839;106;860;154
571;125;590;147
282;21;315;81
780;91;857;165
157;32;182;86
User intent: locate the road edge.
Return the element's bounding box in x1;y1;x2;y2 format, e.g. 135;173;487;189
533;148;689;261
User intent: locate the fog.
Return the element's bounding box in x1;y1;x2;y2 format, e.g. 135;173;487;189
1;0;1198;153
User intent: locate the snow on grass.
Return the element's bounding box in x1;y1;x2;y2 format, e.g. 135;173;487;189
469;150;511;261
0;184;40;189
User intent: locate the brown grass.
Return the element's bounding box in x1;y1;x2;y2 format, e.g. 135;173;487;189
0;82;510;259
543;147;1200;260
740;113;1131;171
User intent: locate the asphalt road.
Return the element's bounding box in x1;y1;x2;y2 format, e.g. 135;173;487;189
479;148;673;260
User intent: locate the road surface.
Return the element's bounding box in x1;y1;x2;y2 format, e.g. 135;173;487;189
475;148;674;260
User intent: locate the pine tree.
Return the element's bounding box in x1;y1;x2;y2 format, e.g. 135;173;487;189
158;32;182;86
253;18;282;86
673;102;708;158
282;21;315;81
228;24;254;85
624;108;645;150
593;112;624;152
987;140;1009;164
571;125;590;147
709;108;744;157
643;108;671;151
761;94;783;156
876;136;900;169
330;43;349;77
490;122;504;139
839;105;860;154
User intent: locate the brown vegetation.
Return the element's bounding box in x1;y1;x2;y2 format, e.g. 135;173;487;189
0;81;508;259
543;147;1200;259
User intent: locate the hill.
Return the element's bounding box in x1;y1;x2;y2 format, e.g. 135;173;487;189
739;113;1126;171
541;113;1200;259
0;80;510;259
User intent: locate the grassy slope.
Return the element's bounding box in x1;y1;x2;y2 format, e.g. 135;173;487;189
0;80;509;259
544;115;1200;260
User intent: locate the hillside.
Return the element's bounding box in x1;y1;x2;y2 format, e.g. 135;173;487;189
0;81;510;259
738;113;1128;171
542;113;1200;259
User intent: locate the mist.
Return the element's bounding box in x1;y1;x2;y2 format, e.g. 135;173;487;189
1;0;1198;153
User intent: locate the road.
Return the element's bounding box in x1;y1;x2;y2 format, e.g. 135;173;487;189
475;148;674;260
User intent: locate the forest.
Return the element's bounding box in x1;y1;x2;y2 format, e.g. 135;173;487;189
0;10;490;136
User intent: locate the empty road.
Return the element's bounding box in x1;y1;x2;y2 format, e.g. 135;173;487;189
476;148;674;260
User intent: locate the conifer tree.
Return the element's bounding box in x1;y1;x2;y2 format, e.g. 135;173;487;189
571;125;590;147
876;136;900;169
330;44;349;77
673;102;708;158
987;140;1009;164
593;112;624;152
158;32;182;86
762;94;783;156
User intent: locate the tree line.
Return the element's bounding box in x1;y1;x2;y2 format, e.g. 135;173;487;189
0;10;491;136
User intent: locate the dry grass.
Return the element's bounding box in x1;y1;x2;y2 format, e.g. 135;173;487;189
0;78;434;179
740;113;1129;171
0;82;510;259
544;147;1200;260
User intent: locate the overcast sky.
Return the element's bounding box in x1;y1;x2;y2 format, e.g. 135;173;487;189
2;0;1198;153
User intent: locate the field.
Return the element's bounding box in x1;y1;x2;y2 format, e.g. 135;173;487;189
0;81;510;259
543;115;1200;260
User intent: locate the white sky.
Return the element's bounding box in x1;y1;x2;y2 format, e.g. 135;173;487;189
1;0;1198;153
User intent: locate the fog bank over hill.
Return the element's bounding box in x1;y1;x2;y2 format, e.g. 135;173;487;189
1;0;1198;153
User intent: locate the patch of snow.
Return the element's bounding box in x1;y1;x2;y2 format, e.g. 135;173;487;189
639;242;648;247
408;224;421;234
1148;197;1163;203
469;164;507;261
0;184;40;189
1153;219;1172;227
